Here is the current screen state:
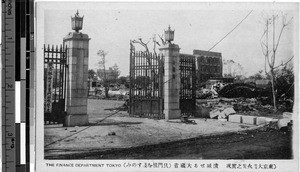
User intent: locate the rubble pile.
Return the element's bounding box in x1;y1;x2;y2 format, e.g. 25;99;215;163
196;97;277;119
218;83;271;98
196;97;293;131
259;113;293;132
209;107;236;120
258;121;279;131
231;98;275;116
196;89;217;99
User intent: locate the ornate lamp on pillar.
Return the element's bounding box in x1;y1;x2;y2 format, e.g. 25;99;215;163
63;11;90;127
164;25;174;43
159;25;181;120
71;10;83;32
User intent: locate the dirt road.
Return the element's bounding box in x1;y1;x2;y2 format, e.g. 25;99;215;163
48;128;292;159
45;99;292;160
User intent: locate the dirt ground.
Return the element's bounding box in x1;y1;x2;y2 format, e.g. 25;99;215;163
44;99;292;159
52;128;293;159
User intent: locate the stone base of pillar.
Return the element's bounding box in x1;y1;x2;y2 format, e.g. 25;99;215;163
64;114;89;127
164;109;181;120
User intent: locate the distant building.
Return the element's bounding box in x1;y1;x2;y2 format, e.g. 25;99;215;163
179;50;223;88
193;50;223;85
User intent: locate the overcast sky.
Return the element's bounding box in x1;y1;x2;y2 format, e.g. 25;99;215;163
41;2;297;77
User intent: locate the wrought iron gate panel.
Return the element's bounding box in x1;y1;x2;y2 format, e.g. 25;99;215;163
180;54;196;116
129;42;164;119
44;44;67;123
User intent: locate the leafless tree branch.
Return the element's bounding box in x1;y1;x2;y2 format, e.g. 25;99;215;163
158;34;166;46
260;47;267;57
260;12;293;111
132;39;150;53
273;56;294;70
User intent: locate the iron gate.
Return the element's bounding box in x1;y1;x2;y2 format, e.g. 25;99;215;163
129;43;196;119
180;54;196;116
129;42;164;119
44;44;67;123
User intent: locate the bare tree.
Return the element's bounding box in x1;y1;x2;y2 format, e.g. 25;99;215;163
88;69;96;95
260;12;293;111
131;35;165;96
111;63;121;82
131;34;165;63
97;50;109;98
223;59;245;78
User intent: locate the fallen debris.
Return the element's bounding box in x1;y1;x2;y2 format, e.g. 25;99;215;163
242;116;256;125
209;109;221;119
108;132;116;136
195;106;210;118
223;107;236;116
218;118;227;122
197;96;279;118
196;89;213;99
236;131;247;135
283;112;292;119
228;114;242;123
181;115;197;124
259;121;279;131
256;117;267;125
218;111;226;119
208;107;236;120
278;118;292;131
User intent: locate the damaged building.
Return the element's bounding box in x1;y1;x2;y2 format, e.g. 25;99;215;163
180;49;223;88
193;50;223;86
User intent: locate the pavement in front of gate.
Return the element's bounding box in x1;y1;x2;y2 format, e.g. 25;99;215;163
44;100;261;158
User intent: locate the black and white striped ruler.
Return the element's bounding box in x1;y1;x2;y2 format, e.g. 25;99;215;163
2;0;34;171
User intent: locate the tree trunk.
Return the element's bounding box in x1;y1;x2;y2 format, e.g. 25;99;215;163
103;55;109;98
104;81;109;98
270;69;277;111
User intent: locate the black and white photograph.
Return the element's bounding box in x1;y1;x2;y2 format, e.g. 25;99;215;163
35;1;298;171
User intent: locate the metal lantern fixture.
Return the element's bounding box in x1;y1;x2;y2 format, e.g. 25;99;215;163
71;10;84;32
164;25;175;43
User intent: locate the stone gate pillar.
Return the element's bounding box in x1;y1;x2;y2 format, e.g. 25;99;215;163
159;26;181;120
63;11;90;127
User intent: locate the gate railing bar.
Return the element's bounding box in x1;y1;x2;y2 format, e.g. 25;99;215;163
54;45;58;102
59;45;62;101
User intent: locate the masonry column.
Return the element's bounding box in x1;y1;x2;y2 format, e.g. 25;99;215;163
63;11;90;127
159;26;181;120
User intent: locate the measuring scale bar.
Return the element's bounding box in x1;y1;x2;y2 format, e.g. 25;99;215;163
2;0;16;172
2;0;30;171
